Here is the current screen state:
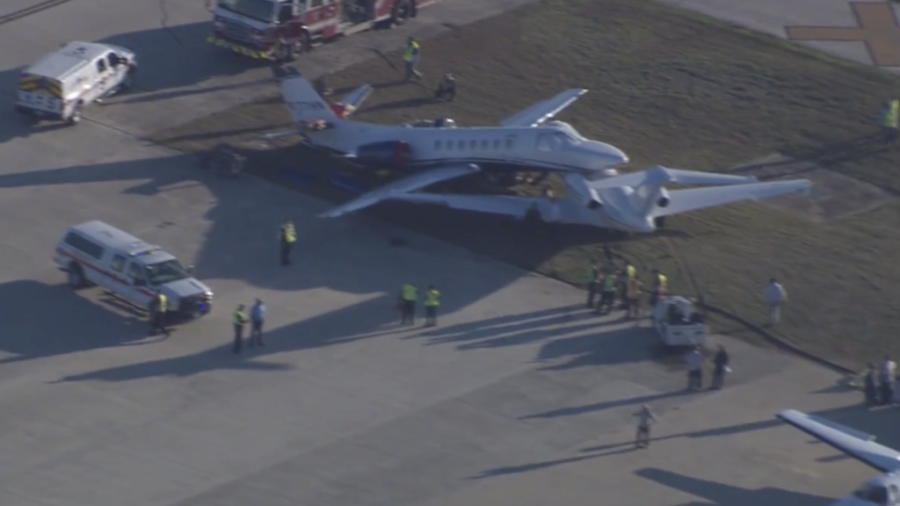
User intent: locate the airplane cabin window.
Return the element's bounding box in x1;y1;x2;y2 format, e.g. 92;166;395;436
457;140;465;150
445;139;452;151
469;140;477;150
435;140;442;150
505;138;514;150
493;139;500;150
481;139;489;150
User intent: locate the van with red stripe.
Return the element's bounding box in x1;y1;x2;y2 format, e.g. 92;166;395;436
54;221;214;319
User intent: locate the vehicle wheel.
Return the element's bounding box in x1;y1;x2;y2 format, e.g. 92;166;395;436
120;69;136;92
68;264;85;289
66;103;82;125
392;0;414;26
299;31;312;53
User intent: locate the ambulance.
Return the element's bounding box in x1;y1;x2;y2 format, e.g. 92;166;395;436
15;41;137;125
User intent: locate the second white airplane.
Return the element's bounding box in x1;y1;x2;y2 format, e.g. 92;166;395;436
272;66;812;232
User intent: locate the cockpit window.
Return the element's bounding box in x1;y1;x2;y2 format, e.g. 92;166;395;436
854;484;889;505
554;131;578;145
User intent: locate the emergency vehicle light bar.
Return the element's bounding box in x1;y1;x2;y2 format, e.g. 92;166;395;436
128;245;162;257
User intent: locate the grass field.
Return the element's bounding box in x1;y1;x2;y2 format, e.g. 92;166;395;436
152;0;900;371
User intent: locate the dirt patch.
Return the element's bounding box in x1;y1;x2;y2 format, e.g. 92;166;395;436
152;0;900;372
731;153;897;222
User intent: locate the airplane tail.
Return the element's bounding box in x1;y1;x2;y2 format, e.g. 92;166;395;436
583;166;811;231
272;66;339;125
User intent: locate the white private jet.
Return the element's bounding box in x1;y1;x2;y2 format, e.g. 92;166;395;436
778;409;900;506
272;66;812;232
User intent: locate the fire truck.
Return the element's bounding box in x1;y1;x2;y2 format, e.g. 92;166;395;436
208;0;439;61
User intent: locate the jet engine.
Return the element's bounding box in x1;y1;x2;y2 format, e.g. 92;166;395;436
656;187;670;208
354;140;413;167
564;174;603;209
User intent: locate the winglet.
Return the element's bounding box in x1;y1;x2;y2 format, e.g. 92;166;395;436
272;65;301;80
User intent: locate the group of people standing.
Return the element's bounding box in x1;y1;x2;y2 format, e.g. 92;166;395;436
398;283;441;327
864;355;896;407
586;259;667;319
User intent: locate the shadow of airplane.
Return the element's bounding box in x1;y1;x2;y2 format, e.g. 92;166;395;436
635;468;834;506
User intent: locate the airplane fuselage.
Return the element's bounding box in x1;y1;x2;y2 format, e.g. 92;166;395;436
305;119;630;176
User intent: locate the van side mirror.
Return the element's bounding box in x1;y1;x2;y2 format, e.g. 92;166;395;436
186;265;195;275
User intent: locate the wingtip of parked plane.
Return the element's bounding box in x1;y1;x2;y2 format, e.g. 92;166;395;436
271;65;301;80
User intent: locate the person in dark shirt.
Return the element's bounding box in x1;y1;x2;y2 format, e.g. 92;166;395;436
864;363;878;408
435;73;456;101
711;345;730;390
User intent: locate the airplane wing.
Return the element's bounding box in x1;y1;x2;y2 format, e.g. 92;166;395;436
777;409;900;474
650;179;811;218
318;164;480;218
499;89;588;128
587;166;758;190
388;193;552;218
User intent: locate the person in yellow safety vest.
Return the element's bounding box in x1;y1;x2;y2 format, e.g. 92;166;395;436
586;261;600;309
232;304;249;354
279;220;297;266
625;276;643;319
424;285;441;327
596;271;618;314
626;263;636;279
400;283;418;326
650;269;667;309
881;100;899;144
149;289;170;336
403;36;422;81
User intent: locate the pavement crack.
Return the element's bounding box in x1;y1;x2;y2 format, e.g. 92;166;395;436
158;0;183;46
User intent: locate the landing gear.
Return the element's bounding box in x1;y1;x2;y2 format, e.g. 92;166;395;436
654;216;666;229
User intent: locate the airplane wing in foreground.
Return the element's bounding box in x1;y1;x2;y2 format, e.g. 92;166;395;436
650;180;811;218
318;164;480;218
777;409;900;474
499;89;588;128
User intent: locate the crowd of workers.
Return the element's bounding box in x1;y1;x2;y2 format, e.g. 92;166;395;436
585;258;666;319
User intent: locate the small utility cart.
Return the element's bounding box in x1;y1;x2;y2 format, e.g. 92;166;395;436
651;295;708;347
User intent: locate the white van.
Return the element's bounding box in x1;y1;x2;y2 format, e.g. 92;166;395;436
53;221;214;319
16;41;137;125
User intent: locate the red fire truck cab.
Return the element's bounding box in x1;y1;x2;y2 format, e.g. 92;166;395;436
208;0;438;61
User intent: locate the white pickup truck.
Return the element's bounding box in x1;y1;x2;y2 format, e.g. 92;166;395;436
651;295;708;347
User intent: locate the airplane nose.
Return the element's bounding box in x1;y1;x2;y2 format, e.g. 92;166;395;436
588;141;629;168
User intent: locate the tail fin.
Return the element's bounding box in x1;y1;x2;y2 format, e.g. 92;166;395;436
272;66;337;125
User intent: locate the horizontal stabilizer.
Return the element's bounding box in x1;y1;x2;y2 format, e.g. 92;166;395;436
777;409;900;474
337;84;373;113
588;166;758;190
318;164;480;218
651;180;811;218
500;89;588;128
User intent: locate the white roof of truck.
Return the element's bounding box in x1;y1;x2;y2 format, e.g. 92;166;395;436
70;220;162;257
25;41;110;81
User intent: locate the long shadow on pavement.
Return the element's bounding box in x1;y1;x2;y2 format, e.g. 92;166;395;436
635;468;833;506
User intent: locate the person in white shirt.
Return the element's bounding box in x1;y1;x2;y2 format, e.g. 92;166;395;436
634;404;658;449
764;278;787;326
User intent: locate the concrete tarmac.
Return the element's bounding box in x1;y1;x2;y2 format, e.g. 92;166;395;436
0;1;888;506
